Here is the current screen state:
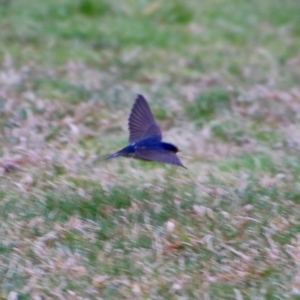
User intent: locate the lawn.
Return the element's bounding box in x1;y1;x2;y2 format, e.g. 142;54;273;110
1;0;300;298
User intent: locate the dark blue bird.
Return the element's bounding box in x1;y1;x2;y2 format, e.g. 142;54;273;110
107;94;186;168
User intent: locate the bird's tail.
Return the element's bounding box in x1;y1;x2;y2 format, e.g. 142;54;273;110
87;152;121;166
105;151;123;160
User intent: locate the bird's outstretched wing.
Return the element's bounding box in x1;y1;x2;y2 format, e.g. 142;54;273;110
134;148;186;168
128;94;162;143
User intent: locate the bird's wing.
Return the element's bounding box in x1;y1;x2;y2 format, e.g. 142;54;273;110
134;148;186;168
128;94;162;143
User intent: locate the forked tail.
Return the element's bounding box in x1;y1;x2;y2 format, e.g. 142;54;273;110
106;151;122;160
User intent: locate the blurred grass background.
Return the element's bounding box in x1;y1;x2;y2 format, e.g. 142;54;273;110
1;0;300;299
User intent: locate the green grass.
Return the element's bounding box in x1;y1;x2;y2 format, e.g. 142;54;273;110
1;0;300;298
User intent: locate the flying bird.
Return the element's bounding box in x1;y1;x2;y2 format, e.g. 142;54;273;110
107;94;186;168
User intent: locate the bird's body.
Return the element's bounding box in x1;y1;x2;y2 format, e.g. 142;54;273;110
107;95;186;168
109;137;179;159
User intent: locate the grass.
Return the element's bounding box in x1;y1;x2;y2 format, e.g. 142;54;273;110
1;0;300;298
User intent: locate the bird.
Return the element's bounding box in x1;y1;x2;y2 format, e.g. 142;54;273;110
106;94;186;168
